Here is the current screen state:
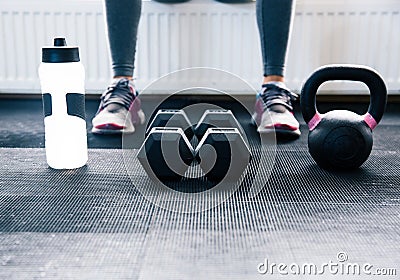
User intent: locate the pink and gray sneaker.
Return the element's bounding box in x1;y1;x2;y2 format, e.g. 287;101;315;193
253;83;301;137
92;78;145;134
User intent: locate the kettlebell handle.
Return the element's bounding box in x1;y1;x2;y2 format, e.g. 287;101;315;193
301;64;387;130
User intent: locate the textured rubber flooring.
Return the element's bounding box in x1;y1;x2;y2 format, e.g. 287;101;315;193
0;98;399;279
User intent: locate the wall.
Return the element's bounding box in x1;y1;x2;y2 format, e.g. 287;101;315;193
0;0;399;94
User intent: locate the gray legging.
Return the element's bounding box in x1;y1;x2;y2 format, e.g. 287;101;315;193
104;0;295;78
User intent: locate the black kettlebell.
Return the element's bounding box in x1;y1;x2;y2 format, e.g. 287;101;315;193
301;64;387;170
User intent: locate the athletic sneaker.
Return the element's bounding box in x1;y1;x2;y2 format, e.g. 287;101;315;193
253;82;300;137
92;78;145;134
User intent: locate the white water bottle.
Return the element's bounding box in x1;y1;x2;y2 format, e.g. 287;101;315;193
39;37;88;169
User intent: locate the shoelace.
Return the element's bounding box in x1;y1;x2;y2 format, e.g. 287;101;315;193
260;84;298;111
100;79;135;111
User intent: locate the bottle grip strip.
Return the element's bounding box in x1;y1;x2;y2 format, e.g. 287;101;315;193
42;93;52;117
66;93;86;120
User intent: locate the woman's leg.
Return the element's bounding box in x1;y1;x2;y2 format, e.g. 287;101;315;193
254;0;300;137
104;0;142;79
92;0;145;134
256;0;295;82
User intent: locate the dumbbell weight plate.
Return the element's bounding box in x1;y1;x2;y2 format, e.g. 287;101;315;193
195;128;251;182
146;109;194;140
194;109;245;139
138;127;194;181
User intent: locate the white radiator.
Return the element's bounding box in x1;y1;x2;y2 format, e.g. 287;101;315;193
0;0;399;94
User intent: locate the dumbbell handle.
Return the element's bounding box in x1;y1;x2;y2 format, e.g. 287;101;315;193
301;64;387;129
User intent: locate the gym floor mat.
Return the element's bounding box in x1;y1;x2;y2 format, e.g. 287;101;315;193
0;97;399;279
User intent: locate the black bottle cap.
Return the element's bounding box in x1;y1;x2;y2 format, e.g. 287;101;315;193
42;37;80;63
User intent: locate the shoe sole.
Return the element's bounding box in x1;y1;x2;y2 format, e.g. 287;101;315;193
251;114;301;137
92;109;146;135
257;126;301;137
